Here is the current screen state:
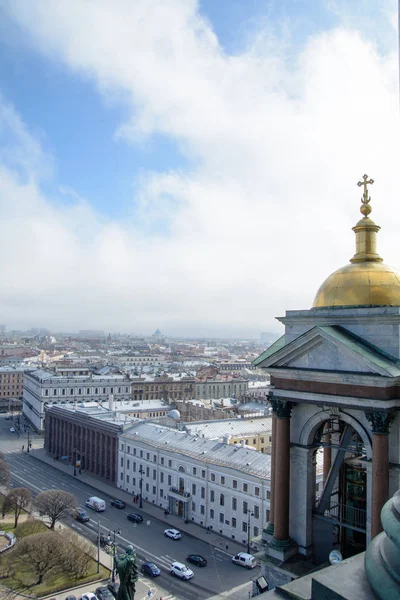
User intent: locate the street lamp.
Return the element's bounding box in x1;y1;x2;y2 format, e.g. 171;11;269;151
110;529;121;582
139;465;144;508
247;510;255;554
27;429;31;454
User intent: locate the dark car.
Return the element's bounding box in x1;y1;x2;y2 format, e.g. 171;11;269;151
65;596;77;600
187;554;207;567
127;512;143;523
107;583;119;597
111;499;126;509
95;587;114;600
141;561;161;577
75;508;90;523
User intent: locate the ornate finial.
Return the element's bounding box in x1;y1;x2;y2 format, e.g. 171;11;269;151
357;174;374;217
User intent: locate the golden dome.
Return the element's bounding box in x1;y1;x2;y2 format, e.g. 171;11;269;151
313;175;400;309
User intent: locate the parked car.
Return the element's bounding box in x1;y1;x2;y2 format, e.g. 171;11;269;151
95;587;114;600
9;427;15;433
107;583;119;597
164;528;182;540
170;561;194;580
75;508;90;523
111;499;126;509
141;561;161;577
231;552;257;569
127;513;143;523
65;596;77;600
79;594;98;600
98;534;114;549
187;554;207;567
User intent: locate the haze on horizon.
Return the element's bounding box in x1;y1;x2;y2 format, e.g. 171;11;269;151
0;0;399;338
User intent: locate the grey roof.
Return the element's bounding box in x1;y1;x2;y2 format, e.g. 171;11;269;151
184;416;272;439
121;421;271;479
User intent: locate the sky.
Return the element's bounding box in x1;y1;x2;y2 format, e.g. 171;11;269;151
0;0;399;338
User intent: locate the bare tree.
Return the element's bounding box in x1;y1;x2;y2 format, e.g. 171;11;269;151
0;458;10;489
11;532;63;585
60;529;96;579
3;487;31;527
35;489;77;529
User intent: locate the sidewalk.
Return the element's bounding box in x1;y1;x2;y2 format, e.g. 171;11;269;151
29;447;246;556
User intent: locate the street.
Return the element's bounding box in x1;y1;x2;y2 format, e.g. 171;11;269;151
0;415;256;600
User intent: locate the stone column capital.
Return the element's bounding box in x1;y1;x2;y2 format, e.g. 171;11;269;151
269;395;295;418
365;410;396;434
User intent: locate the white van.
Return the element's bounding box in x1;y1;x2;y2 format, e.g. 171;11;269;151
85;496;106;512
232;552;257;569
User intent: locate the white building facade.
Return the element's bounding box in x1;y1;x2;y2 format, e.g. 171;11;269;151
23;368;132;431
118;422;271;546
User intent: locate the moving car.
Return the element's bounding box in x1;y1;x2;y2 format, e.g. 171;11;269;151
164;528;182;540
187;554;207;567
75;508;90;523
110;499;126;509
141;562;161;577
9;427;15;433
170;561;194;580
85;496;106;512
127;512;143;523
95;587;114;600
231;552;257;569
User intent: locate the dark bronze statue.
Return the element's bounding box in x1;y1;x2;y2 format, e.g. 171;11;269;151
111;545;138;600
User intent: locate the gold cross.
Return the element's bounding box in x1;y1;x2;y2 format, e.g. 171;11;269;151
357;174;374;205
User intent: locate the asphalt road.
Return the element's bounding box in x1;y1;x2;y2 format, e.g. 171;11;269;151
0;414;256;600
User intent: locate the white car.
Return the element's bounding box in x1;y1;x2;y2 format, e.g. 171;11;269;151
170;561;193;580
164;528;182;540
9;427;15;433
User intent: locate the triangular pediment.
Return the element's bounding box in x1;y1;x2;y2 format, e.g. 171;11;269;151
254;326;400;377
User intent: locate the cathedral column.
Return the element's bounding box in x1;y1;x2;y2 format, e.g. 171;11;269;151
270;400;295;545
366;411;395;539
265;408;277;535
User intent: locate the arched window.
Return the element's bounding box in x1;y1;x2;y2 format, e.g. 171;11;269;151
178;466;186;473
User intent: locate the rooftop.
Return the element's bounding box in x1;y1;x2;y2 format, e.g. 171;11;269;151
184;416;272;439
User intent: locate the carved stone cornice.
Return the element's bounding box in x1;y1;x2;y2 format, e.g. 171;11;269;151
268;394;295;419
365;410;396;434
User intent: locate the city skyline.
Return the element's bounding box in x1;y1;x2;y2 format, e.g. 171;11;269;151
0;0;399;337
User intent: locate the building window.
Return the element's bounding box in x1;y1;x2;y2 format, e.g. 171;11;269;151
202;470;206;478
233;479;237;489
153;469;156;480
168;475;171;485
53;389;57;396
232;498;237;511
160;472;164;483
192;502;196;512
120;457;124;467
255;486;260;497
254;506;259;519
146;453;150;460
146;467;149;477
160;457;164;465
232;517;237;528
62;389;65;396
200;505;205;515
201;487;205;499
133;448;136;456
243;483;248;493
168;460;172;468
219;513;224;523
221;476;225;485
242;522;248;533
127;460;130;470
87;388;90;394
193;467;197;475
127;446;130;454
220;494;225;506
254;526;259;537
120;443;124;451
133;462;136;472
210;490;215;502
152;486;156;495
210;509;214;519
110;387;114;393
160;488;163;498
140;451;143;458
267;490;271;499
243;501;248;514
210;473;215;482
103;387;106;394
44;389;49;396
145;483;149;492
78;388;82;395
126;475;130;483
192;484;196;495
153;455;156;462
120;472;123;481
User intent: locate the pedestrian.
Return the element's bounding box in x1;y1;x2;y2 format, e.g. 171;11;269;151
22;445;24;451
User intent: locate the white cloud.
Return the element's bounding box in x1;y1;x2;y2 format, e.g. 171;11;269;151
0;0;399;336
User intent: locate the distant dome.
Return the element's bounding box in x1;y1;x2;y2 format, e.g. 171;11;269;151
313;176;400;309
168;409;181;420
